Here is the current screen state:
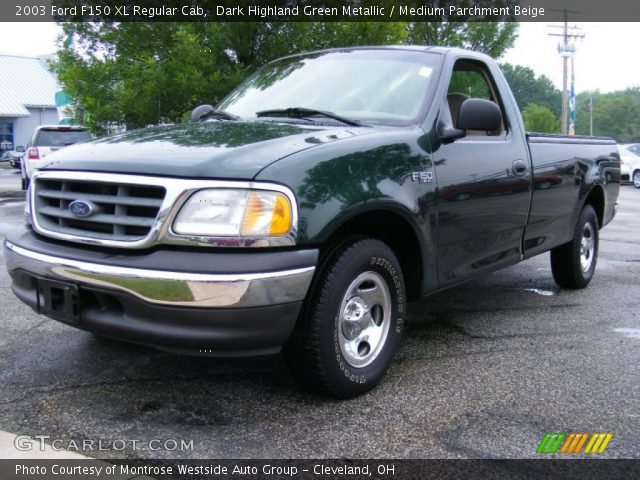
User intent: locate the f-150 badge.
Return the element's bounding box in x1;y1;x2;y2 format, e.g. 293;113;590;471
411;171;433;183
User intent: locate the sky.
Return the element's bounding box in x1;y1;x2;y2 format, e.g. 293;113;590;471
0;22;638;94
501;22;640;93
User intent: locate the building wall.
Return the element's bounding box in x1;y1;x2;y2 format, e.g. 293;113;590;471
13;107;59;148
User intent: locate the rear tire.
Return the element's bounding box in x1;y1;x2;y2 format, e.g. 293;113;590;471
21;176;30;191
550;205;599;289
633;170;640;189
284;237;406;399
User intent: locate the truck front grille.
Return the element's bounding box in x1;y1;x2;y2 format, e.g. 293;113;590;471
33;177;166;242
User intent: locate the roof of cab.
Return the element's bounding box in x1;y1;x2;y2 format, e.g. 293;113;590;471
274;45;494;63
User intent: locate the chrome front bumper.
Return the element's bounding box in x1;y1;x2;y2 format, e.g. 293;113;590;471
5;241;315;308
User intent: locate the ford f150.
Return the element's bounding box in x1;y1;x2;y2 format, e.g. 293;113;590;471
5;46;620;398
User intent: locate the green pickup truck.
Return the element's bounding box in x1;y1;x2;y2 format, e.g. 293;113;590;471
5;46;619;398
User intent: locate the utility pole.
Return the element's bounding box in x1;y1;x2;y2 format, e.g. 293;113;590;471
548;10;584;134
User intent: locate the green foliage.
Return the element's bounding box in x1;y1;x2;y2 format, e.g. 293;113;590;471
55;19;517;130
408;22;518;58
575;89;640;142
55;22;407;130
448;70;491;99
521;103;560;133
406;2;519;58
500;63;562;117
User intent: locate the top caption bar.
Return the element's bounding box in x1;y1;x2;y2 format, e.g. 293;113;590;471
2;0;640;22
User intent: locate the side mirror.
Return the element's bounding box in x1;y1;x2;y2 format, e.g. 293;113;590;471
16;146;25;153
437;123;465;143
456;98;502;132
191;104;215;123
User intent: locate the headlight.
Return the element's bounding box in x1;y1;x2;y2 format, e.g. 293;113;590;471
173;188;293;238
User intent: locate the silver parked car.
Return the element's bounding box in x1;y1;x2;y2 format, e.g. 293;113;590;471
21;125;92;189
618;143;640;188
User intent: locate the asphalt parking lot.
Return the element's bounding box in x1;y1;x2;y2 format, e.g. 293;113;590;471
0;165;21;192
0;177;638;459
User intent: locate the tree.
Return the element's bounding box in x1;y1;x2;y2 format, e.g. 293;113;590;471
500;63;562;117
56;23;241;130
55;18;518;131
55;22;408;130
575;89;640;142
405;2;519;58
521;103;560;133
408;22;518;58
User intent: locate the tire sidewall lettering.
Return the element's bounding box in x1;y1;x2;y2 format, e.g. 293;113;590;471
330;252;405;385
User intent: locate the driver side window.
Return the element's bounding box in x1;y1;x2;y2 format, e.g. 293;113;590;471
447;60;507;137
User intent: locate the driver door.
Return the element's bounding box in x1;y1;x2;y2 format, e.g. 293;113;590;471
433;59;531;287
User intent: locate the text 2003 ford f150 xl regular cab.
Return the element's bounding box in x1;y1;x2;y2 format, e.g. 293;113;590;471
5;47;619;398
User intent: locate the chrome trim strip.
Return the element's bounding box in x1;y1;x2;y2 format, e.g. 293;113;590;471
6;241;315;308
30;170;298;249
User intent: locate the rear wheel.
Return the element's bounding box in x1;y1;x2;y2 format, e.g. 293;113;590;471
633;170;640;189
21;176;30;191
550;205;599;289
284;237;406;398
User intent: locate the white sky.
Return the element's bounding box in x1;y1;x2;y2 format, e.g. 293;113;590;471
502;22;640;93
0;22;638;93
0;23;62;57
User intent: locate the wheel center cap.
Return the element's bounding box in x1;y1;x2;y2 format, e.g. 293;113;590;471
342;296;368;339
343;296;367;322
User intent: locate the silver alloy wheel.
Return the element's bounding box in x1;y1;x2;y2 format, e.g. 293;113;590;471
337;271;392;368
634;171;640;188
580;222;595;272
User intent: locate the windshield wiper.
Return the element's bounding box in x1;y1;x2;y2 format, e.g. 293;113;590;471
256;107;366;127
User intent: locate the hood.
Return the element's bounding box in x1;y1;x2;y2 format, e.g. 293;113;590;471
40;121;374;179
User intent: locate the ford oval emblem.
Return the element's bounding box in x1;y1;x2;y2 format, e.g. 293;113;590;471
69;200;94;218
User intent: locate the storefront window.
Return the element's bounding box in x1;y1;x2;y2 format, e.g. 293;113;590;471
0;122;14;152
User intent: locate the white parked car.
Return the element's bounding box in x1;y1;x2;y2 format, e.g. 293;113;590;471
21;125;92;189
618;143;640;188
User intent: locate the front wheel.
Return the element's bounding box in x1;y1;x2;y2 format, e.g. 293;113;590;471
284;237;406;398
550;205;599;289
633;170;640;189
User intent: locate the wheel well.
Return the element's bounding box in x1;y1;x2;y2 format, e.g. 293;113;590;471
324;211;423;301
584;186;605;228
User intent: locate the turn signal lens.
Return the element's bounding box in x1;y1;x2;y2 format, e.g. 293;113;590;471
269;193;292;235
240;191;292;237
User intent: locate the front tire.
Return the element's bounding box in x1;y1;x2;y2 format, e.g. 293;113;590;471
550;205;599;289
633;170;640;189
284;237;406;399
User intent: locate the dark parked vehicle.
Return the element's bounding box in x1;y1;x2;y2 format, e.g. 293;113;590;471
5;47;620;398
3;146;24;169
10;154;22;169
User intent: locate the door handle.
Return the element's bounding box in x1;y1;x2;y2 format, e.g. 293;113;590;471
512;159;528;177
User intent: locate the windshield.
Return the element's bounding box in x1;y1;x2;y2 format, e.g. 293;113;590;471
218;49;442;126
35;130;92;147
